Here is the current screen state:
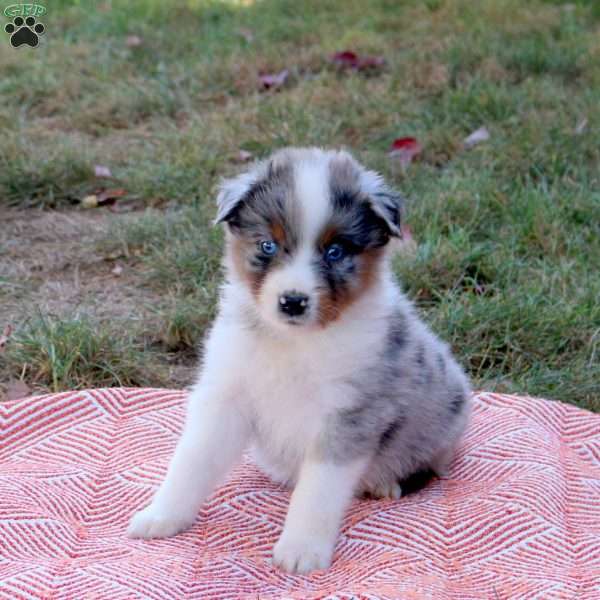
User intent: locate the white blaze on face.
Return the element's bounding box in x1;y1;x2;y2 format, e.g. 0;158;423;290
257;157;332;329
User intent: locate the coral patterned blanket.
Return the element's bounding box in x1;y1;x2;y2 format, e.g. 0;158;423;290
1;389;599;599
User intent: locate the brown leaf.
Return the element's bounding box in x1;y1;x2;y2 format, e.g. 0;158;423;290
96;188;127;205
108;198;145;213
234;150;253;163
463;126;490;149
6;380;31;401
125;35;142;48
355;55;385;71
0;324;13;354
575;118;588;135
398;224;417;254
238;28;254;43
258;69;288;90
94;165;113;178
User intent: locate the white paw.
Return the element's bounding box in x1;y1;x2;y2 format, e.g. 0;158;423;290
363;480;403;500
272;534;333;575
373;481;403;500
127;505;195;539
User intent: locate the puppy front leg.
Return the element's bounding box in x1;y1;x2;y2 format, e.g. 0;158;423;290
128;379;248;539
273;457;368;574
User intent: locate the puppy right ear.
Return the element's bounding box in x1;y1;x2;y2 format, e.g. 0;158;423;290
214;156;276;225
213;170;257;225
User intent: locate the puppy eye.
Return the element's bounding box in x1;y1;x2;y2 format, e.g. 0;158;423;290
325;243;345;262
259;240;279;256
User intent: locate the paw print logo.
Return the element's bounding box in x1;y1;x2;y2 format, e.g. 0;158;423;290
5;15;45;48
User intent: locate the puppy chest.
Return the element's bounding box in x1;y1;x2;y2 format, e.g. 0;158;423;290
241;363;331;460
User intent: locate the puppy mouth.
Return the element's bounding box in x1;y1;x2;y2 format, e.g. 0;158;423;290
281;315;308;326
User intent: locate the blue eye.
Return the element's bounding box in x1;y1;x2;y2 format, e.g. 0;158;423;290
260;240;278;256
325;244;345;262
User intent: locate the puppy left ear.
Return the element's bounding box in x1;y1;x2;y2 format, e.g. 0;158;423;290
359;170;403;237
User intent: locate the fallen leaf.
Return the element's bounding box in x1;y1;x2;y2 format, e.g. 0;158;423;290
356;55;385;70
111;263;123;276
398;224;418;254
258;69;289;90
108;198;145;213
125;35;142;48
575;118;588;135
238;28;254;43
332;50;360;69
82;195;98;209
464;126;490;149
473;282;487;295
96;188;127;206
389;137;423;168
234;150;253;163
0;324;13;354
6;380;31;401
94;165;112;178
331;50;385;71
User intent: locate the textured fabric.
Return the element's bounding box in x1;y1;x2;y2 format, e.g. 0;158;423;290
1;388;599;599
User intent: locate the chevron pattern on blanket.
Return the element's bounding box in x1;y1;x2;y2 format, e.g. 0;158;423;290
1;388;599;599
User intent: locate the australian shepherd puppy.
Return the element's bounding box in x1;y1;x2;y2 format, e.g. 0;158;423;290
128;147;471;574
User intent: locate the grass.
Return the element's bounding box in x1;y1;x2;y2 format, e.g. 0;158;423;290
3;314;164;393
0;0;598;410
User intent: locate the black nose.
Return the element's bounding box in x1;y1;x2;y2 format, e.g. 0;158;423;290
279;292;309;317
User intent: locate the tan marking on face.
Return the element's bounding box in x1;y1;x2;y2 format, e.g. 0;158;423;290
318;226;338;249
228;236;266;298
270;221;286;246
317;247;385;326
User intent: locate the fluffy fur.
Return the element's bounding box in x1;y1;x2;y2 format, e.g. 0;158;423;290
128;147;471;574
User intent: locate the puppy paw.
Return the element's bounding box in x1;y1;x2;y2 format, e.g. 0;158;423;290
127;505;195;539
362;480;402;500
272;534;333;574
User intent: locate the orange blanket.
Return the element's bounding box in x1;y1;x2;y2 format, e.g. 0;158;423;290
1;389;599;599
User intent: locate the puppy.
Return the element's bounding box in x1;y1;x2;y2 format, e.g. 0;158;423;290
128;148;471;574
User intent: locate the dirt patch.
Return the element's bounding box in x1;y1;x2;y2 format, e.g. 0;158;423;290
1;207;151;321
0;207;197;396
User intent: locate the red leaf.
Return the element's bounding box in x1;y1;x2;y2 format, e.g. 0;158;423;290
331;51;385;71
258;69;289;90
332;51;360;69
389;137;423;168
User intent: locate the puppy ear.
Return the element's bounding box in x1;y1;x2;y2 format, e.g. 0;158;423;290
214;170;257;225
359;169;403;237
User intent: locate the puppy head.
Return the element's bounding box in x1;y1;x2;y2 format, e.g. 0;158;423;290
215;147;403;331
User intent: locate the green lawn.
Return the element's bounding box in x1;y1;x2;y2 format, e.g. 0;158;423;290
1;0;599;410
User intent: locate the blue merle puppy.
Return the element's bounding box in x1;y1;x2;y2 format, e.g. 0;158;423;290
128;147;472;574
